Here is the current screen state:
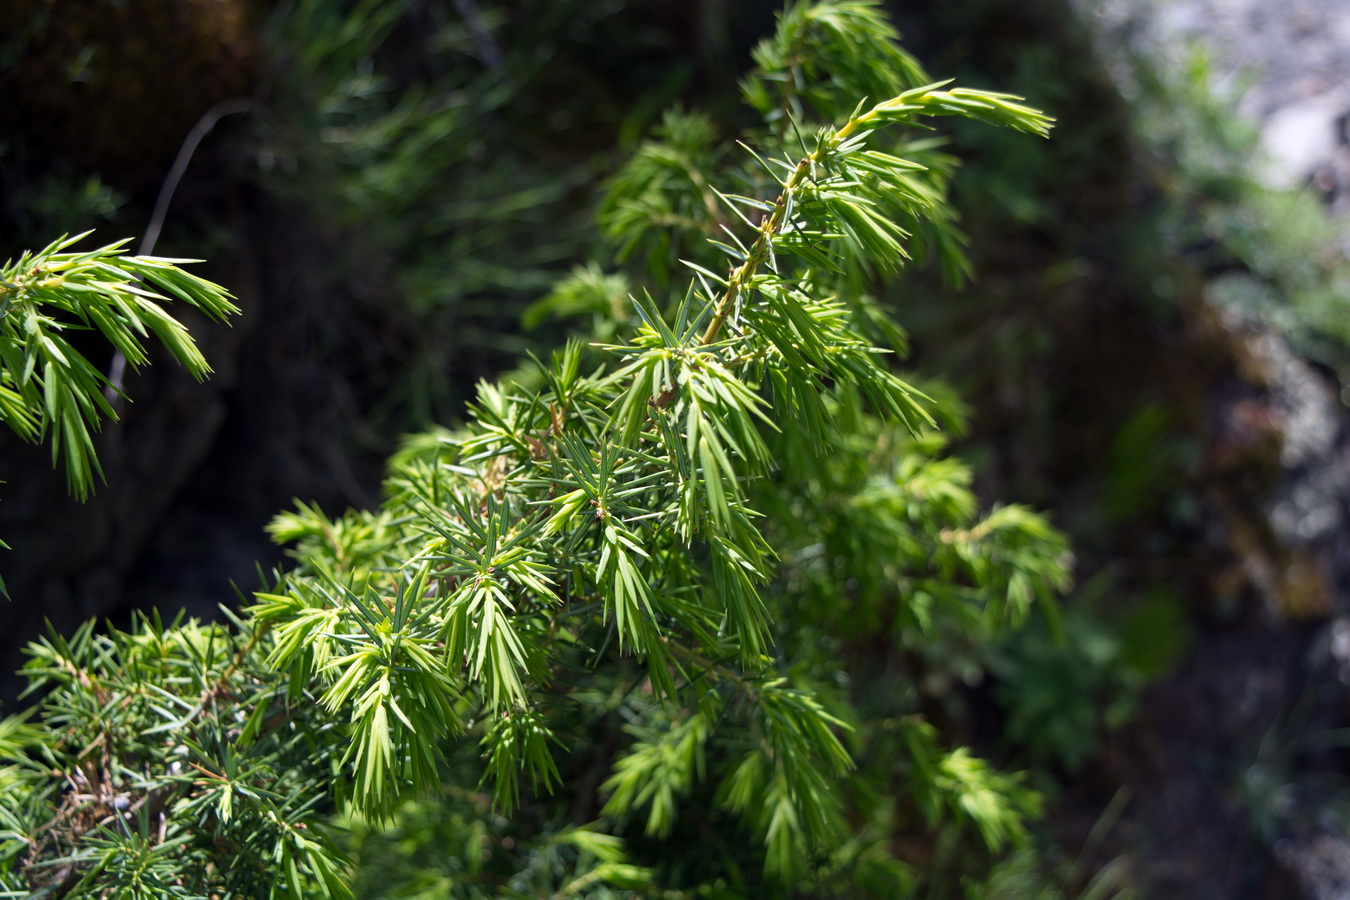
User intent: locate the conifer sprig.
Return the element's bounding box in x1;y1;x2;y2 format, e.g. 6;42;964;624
0;233;238;498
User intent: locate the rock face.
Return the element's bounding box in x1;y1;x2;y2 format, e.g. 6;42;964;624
1206;310;1349;622
1049;296;1350;899
1056;1;1350;896
1278;833;1350;900
1082;0;1350;211
900;0;1350;894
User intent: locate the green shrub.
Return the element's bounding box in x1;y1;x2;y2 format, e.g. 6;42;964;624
0;3;1078;897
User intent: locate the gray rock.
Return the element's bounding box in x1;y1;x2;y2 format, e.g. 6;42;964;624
1078;0;1350;201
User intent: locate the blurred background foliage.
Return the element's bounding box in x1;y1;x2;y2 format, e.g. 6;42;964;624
4;0;1350;896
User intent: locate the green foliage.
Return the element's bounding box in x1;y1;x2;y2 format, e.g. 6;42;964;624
992;583;1188;773
259;0;655;427
1;170;126;246
968;847;1135;900
0;233;237;498
0;3;1077;897
0;612;351;899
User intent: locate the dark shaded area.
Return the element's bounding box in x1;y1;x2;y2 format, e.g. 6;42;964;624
0;0;261;189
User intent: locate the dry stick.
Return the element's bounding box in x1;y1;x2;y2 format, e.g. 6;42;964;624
450;0;503;69
104;97;256;405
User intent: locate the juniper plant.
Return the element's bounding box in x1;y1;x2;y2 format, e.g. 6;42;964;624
0;233;238;502
0;3;1069;897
